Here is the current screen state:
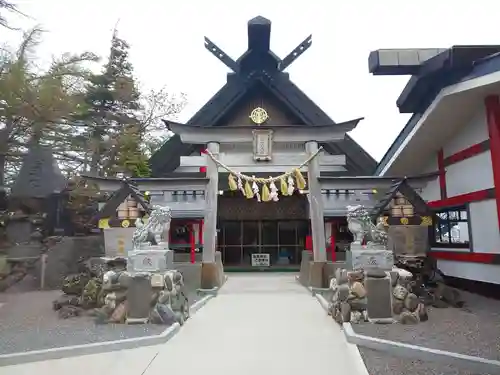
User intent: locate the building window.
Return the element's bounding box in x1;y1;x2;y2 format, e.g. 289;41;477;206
433;206;470;248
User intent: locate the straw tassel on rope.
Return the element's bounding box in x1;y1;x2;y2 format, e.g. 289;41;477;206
261;183;271;202
294;168;306;190
228;174;238;191
269;180;279;201
252;177;261;202
203;146;323;202
244;180;253;199
280;177;288;196
287;175;295;195
237;175;244;195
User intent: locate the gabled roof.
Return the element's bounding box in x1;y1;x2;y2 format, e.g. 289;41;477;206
93;179;151;221
371;46;500;175
370;178;433;219
150;16;377;177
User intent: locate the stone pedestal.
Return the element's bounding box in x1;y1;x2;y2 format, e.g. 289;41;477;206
126;273;152;324
365;273;393;323
200;262;221;289
127;248;174;273
308;261;327;288
299;251;312;286
155;242;170;250
349;245;394;271
215;251;225;286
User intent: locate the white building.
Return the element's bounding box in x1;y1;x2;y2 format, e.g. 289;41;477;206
372;46;500;286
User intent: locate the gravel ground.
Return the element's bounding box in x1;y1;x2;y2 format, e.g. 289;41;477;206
0;290;201;355
354;291;500;375
358;347;486;375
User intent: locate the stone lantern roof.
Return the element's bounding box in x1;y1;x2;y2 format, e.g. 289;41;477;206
10;144;67;198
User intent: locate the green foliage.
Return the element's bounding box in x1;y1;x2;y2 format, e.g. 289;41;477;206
113;126;151;177
77;29;145;177
0;27;98;184
0;25;186;184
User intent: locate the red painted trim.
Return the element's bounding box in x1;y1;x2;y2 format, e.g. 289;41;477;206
200;148;208;173
199;219;204;244
430;250;500;265
305;235;312;251
437;149;447;199
485;95;500;230
330;221;336;262
443;140;490;166
190;223;196;264
170;220;202;246
428;188;495;209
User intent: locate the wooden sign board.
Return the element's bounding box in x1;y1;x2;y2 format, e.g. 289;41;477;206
251;253;270;267
388;226;429;257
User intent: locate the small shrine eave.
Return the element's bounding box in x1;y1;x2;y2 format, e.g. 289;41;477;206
369;178;434;219
94;179;152;220
317;171;439;190
168;119;362;144
81;174;209;193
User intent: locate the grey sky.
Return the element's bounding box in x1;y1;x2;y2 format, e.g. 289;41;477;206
4;0;499;161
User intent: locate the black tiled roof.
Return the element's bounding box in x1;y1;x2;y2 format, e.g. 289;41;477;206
149;16;376;177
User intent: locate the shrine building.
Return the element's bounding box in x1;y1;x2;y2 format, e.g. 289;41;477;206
372;46;500;288
86;17;434;279
147;16;379;270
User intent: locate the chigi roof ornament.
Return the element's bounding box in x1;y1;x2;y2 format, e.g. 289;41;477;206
204;15;312;77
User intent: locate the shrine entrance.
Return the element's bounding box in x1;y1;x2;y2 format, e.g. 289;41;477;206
217;193;308;270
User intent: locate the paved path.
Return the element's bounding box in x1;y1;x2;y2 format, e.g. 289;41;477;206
2;274;368;375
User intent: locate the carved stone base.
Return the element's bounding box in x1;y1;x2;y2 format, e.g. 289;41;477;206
215;251;225;286
309;261;327;288
299;251;312;286
127;249;174;273
200;262;222;289
349;245;394;271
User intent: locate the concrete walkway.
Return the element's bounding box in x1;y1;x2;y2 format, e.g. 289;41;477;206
3;274;368;375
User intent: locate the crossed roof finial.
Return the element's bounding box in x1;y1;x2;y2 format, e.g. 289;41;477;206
204;16;312;75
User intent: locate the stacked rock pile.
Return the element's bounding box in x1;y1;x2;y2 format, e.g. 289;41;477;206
52;257;189;325
328;267;429;324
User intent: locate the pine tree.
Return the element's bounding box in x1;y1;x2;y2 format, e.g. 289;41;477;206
78;29;187;178
0;27;98;185
79;29;144;177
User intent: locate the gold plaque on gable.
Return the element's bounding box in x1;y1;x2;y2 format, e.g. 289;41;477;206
249;107;269;125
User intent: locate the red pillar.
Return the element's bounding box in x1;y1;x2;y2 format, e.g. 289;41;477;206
485;96;500;230
305;235;313;252
330;221;337;262
190;223;196;264
200;148;207;173
199;219;204;245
